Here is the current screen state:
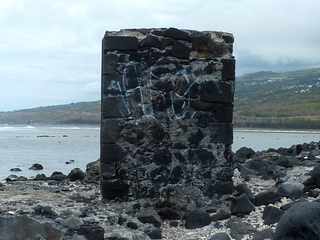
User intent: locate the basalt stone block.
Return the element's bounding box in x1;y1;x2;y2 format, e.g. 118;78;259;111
101;178;130;200
100;143;126;164
199;79;234;103
101;96;131;118
190;103;233;123
222;58;236;81
103;36;138;51
101;118;126;144
209;123;233;145
159;28;191;41
167;41;192;59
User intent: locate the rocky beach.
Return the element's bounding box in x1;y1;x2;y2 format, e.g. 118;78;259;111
1;140;320;240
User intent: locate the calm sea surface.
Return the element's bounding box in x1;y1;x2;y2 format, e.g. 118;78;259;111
0;125;319;179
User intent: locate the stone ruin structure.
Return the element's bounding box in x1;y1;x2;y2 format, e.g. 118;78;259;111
101;28;235;201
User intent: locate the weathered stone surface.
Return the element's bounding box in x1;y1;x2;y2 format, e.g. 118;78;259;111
101;28;235;200
0;216;62;240
104;35;139;51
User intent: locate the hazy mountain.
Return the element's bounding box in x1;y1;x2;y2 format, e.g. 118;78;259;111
234;68;320;128
1;68;320;129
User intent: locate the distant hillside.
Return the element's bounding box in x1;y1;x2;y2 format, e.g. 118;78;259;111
0;101;100;125
1;68;320;129
234;68;320;129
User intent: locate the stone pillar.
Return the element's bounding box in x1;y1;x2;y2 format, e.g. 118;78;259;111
101;28;235;200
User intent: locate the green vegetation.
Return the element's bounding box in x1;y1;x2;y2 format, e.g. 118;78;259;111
234;68;320;129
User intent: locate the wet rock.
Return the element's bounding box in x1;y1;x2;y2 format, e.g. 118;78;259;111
10;168;22;172
184;209;211;229
262;205;284;225
254;189;281;206
29;163;44;170
5;175;27;182
85;160;100;183
68;168;86;181
137;208;162;227
0;215;62;240
50;171;66;181
231;194;255;216
33;205;58;218
275;202;320;240
208;232;231;240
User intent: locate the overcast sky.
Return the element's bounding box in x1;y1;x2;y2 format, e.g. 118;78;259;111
0;0;319;111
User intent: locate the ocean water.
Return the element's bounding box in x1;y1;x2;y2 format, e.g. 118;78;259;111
0;125;319;180
0;125;100;180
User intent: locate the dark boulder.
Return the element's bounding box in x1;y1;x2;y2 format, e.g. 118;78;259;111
85;159;100;183
101;178;129;200
275;202;320;240
49;171;66;181
227;218;256;240
137;208;162;227
262;205;284;225
10;168;22;172
304;165;320;191
235;147;255;161
277;182;304;199
143;224;162;239
210;208;231;221
234;183;255;202
34;173;47;181
33;205;58;218
77;224;105;240
253;229;274;240
29;163;44;170
68;168;85;181
209;232;231;240
0;216;62;240
185;209;211;229
231;194;255;216
254;189;282;206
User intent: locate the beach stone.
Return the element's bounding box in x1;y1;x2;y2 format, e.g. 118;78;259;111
210;208;231;221
185;209;211;229
64;216;84;229
33;205;58;218
275;201;320;240
29;163;44;170
77;224;105;240
10;168;22;172
85;160;100;183
262;205;284;225
143;224;162;239
277;182;304;199
231;194;255;215
252;229;274;240
34;173;47;181
234;183;255;202
0;215;62;240
50;171;66;181
137;208;162;227
227;218;256;240
68;168;86;181
208;232;231;240
254;189;281;206
235;147;255;161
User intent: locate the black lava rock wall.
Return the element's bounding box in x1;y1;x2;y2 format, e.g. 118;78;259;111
101;28;235;200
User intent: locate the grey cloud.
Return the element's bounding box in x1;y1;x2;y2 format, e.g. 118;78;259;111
0;0;319;110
